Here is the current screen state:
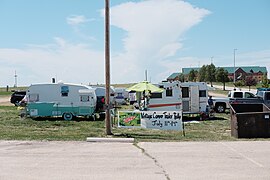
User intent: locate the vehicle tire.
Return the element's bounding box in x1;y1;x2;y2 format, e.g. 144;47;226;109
215;103;226;113
63;112;73;120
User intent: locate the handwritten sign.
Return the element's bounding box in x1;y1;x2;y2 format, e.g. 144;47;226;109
141;111;182;131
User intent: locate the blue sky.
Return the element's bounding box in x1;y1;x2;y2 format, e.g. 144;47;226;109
0;0;269;87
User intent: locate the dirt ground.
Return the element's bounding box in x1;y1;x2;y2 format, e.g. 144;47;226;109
208;91;227;97
0;96;12;106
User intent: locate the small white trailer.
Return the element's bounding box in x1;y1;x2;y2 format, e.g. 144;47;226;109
148;81;208;115
179;81;208;114
26;82;96;120
114;88;128;105
147;82;182;111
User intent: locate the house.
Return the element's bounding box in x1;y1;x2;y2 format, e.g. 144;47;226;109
167;73;181;81
226;66;267;82
167;66;267;82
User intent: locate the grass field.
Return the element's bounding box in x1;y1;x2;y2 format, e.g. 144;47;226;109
0;83;242;142
0;86;28;96
0;105;236;142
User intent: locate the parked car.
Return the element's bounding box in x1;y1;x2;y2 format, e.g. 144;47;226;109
230;90;270;108
212;90;257;113
10;90;26;106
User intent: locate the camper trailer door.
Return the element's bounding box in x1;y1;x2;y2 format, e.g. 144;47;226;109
190;85;200;112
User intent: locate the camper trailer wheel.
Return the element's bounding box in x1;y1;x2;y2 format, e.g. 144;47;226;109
63;113;73;120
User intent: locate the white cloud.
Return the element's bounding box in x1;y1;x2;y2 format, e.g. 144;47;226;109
66;15;92;26
66;15;96;41
109;0;210;83
0;0;212;86
0;38;104;86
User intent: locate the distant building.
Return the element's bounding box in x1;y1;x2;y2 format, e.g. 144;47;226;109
167;73;181;81
167;66;267;82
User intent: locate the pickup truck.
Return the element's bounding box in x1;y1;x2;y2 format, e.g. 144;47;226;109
229;90;270;107
255;90;270;107
212;90;257;113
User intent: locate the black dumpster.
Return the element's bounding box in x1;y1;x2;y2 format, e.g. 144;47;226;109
230;103;270;138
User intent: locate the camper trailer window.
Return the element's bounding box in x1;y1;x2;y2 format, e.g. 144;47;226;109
80;95;90;102
166;89;173;97
29;94;39;102
61;86;69;97
199;90;207;97
150;92;162;99
182;87;189;98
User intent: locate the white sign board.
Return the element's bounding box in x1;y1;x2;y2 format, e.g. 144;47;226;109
141;111;183;131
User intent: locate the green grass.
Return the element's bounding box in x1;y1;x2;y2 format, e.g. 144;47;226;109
0;92;12;96
112;83;136;88
0;86;28;96
0;106;106;141
0;106;236;142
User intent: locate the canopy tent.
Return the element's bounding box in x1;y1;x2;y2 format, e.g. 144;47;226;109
127;81;164;110
127;81;163;93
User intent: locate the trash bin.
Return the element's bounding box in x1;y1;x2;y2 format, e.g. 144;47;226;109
230;103;270;138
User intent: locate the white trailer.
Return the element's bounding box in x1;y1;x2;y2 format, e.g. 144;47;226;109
147;82;182;111
147;81;208;115
114;88;128;105
179;81;208;114
26;82;96;120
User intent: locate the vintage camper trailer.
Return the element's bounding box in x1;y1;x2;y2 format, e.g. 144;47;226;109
147;82;182;111
26;83;96;120
148;81;208;114
179;81;208;114
114;88;128;105
91;85;115;112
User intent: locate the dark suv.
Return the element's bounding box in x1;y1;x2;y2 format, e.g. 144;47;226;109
10;91;26;106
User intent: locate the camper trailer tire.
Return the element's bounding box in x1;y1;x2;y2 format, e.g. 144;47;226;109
63;113;73;120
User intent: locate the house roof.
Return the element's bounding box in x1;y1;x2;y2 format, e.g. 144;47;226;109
181;66;267;75
167;72;180;80
182;67;200;75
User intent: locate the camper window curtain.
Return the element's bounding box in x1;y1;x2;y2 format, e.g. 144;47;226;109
61;86;69;97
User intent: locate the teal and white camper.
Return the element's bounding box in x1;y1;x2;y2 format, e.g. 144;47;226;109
26;82;96;120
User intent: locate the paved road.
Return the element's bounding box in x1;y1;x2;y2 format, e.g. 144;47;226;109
1;140;270;180
212;85;257;94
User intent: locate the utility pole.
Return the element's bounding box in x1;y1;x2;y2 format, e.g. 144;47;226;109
233;49;237;84
14;70;17;88
105;0;112;135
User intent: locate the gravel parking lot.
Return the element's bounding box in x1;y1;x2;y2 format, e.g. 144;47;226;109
0;140;270;180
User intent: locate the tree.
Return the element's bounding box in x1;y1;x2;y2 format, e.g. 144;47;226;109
262;73;269;88
188;69;197;82
198;65;207;82
245;77;257;91
215;68;229;90
178;73;185;82
206;63;216;87
234;80;245;88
